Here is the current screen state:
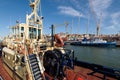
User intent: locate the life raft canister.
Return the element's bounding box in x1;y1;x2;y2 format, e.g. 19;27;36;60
54;34;64;47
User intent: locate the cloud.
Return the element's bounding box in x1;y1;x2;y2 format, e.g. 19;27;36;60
105;11;120;30
58;6;83;17
111;11;120;25
105;25;115;30
89;0;112;17
52;0;80;5
69;0;80;7
61;0;89;14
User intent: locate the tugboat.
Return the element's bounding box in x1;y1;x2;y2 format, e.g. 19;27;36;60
1;0;46;79
0;0;74;79
0;0;120;80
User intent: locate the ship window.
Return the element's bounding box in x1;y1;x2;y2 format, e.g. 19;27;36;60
38;29;41;39
29;27;32;39
21;33;23;37
21;27;24;38
21;27;24;31
29;27;32;32
29;27;37;39
33;28;37;39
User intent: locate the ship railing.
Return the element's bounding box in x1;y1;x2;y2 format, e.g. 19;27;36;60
75;60;120;79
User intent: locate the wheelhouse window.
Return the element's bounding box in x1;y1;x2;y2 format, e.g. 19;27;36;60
21;27;24;37
21;33;23;37
21;27;24;31
29;27;37;39
38;29;41;39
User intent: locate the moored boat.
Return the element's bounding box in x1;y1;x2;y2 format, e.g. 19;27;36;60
71;38;116;47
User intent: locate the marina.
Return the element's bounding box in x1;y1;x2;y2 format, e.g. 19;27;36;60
0;0;120;80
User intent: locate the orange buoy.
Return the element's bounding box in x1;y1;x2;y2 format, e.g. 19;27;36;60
54;34;64;47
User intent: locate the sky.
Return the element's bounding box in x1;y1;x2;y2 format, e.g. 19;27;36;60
0;0;120;38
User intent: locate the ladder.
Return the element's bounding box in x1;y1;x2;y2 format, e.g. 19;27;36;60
28;54;43;80
23;42;45;80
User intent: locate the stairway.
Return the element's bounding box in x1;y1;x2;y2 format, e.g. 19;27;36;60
28;54;42;80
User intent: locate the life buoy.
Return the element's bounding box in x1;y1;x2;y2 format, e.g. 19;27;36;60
54;34;64;47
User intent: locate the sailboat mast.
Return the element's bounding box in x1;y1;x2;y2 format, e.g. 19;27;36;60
78;16;80;34
86;13;89;35
97;13;102;36
71;18;74;34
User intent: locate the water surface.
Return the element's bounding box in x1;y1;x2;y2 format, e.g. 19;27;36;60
64;45;120;69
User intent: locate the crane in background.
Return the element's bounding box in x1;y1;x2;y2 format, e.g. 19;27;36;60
53;22;69;36
50;22;69;41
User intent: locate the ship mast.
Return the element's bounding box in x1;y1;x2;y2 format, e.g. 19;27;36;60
78;16;80;34
26;0;43;40
86;13;89;35
97;13;102;36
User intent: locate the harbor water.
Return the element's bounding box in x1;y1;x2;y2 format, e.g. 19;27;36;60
64;45;120;69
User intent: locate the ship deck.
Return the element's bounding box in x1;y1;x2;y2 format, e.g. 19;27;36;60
74;66;116;80
0;56;116;80
0;57;13;80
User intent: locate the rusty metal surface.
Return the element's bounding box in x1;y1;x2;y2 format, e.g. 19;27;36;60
74;66;116;80
0;58;13;80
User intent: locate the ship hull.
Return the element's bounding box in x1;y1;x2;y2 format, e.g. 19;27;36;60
70;42;116;47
